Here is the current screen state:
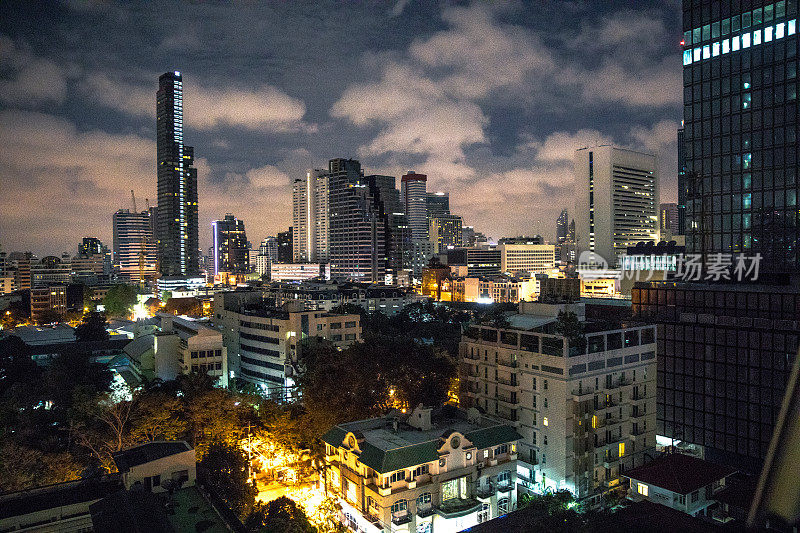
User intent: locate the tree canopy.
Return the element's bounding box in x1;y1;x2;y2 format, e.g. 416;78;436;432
74;311;110;342
102;284;139;318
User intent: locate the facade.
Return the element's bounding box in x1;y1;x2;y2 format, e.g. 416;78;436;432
574;146;659;267
255;236;278;277
328;158;388;282
499;244;556;275
677;126;687;236
682;1;800;271
401;172;428;242
211;214;249;275
459;301;657;501
321;406;521;533
445;248;502;277
114;209;158;283
213;294;361;399
263;281;415;316
293;169;330;262
426;191;450;218
112;441;196;493
429;214;463;254
632;281;799;473
31;255;72;287
660;202;680;238
30;285;67;323
451;276;539;304
157;71;199;277
277;229;293;263
556;209;569;245
155;315;228;386
270;262;331;282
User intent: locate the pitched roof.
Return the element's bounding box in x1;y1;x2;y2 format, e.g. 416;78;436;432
112;441;192;473
623;453;737;495
464;425;522;450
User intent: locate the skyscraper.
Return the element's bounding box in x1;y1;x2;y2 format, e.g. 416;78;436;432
556;209;568;244
212;214;249;275
677;126;687;236
660;202;680;238
574;146;659;266
113;209;158;282
156;71;199;277
277;229;293;263
401;172;428;242
328;158;388;282
293;169;330;263
429;214;463;253
426;191;450;218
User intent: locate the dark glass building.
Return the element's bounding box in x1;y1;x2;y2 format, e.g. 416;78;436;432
677;127;687;236
277;229;293;263
212;214;249;274
157;71;199;277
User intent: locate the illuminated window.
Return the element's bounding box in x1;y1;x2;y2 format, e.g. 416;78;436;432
742;32;751;48
790;19;797;36
543;417;549;427
765;26;773;42
683;50;693;65
693;47;701;61
619;442;625;457
753;29;762;45
732;35;740;51
702;44;711;59
722;38;730;54
777;22;786;39
592;415;597;429
712;42;720;56
638;483;649;497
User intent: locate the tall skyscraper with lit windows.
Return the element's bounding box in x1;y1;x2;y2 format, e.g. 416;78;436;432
157;71;199;276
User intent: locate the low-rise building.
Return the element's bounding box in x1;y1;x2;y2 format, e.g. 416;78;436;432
321;405;521;533
30;285;67;323
213;292;361;400
459;300;657;503
499;244;556;275
112;440;196;493
451;276;539;304
623;453;737;518
155;315;228;386
264;281;416;316
269;262;331;282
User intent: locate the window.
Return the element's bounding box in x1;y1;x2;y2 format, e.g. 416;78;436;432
345;321;356;328
619;442;625;457
152;474;161;487
389;470;405;483
391;500;408;514
413;465;429;478
478;503;491;523
691;491;700;503
543;417;549;427
495;444;509;456
317;324;323;331
331;334;342;341
637;483;649;497
497;470;510;486
191;351;198;359
498;497;509;515
677;494;686;505
417;492;432;506
543;379;548;390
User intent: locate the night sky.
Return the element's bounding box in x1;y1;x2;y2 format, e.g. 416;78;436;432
0;0;682;256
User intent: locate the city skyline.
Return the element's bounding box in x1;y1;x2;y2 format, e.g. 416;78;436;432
0;1;683;255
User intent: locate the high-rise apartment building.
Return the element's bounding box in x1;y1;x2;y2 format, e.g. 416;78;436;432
556;209;569;244
113;209;158;282
459;301;657;501
277;229;293;263
292;169;330;263
256;237;278;277
156;71;199;277
429;214;463;254
660;202;680;238
426;191;450;218
499;244;556;275
79;237;106;256
677;126;687;236
574;146;659;267
212;214;249;275
401;172;428;242
328;158;388;282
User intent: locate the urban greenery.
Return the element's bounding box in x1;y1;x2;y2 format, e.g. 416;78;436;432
102;283;139;317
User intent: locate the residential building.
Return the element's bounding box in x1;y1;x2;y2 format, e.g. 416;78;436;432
213;294;361;399
321;405;521;533
328;158;388;282
632;281;799;473
31;255;72;287
499;244;556;275
660;202;680;239
112;440;196;493
270;262;331;282
445;247;502;277
401;172;428;242
8;251;32;290
293;169;330;262
255;236;278;277
459;300;657;502
429;214;463;254
0;276;13;294
211;213;249;275
156;276;205;295
30;285;67;323
155;315;228;386
277;229;293;263
157;71;199;277
263;281;416;316
426;191;450;218
113;208;158;283
623;453;737;518
574;146;659;267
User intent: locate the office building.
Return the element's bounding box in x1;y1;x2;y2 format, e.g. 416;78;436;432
445;247;502;277
499;244;556;275
450;275;539;304
328;158;388;282
660;203;680;239
293;169;330;263
574;146;659;267
113;209;158;283
269;262;331;282
156;71;199;277
211;214;249;275
8;252;33;291
459;300;657;502
367;174;403;215
556;209;569;244
401;172;428;244
256;236;278;277
321;406;521;533
155;315;228;386
677;126;687;236
429;214;463;254
79;237;106;257
263;281;415;316
31;255;72;287
277;229;293;263
426;191;450;218
213;294;361;400
30;285;67;323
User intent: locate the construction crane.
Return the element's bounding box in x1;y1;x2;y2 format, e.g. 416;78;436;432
131;190;146;286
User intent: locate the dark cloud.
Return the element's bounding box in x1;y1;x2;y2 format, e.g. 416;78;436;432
0;0;681;254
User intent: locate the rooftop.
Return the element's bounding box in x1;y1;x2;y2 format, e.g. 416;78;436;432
623;453;737;495
112;441;192;473
9;324;75;345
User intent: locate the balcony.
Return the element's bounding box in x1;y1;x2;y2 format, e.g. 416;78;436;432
603;455;620;468
417;505;435;518
498;358;518;368
496;394;518;406
476;484;495;500
392;511;412;525
572;387;595;399
602;477;620;489
497;376;518;387
436;498;482;518
496;407;518;422
497;483;514;494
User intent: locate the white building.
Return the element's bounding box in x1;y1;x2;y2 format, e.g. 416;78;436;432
574;146;658;267
270;262;330;282
112;441;196;492
155;315;228;386
499;244;556;275
293;169;330;263
322;406;521;533
459;300;657;503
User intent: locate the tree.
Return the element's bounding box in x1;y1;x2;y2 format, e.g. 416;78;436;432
128;392;186;443
244;497;317;533
103;284;138;318
161;290;172;303
555;310;586;354
0;439;82;492
201;441;257;517
75;311;110;342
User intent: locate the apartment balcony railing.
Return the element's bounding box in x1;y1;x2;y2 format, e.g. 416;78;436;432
498;358;518;368
496;394;519;406
497;376;518;387
572;387;595;398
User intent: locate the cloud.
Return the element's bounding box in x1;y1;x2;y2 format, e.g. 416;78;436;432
528;129;613;163
80;72;313;132
0;35;68;106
